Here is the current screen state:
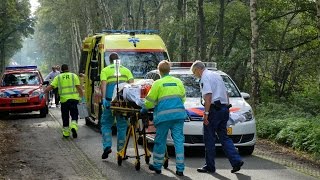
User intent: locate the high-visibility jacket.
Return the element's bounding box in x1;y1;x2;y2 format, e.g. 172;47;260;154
145;75;187;125
51;72;80;103
100;64;134;100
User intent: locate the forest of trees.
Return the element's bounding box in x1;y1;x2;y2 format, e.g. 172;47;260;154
1;0;320;109
0;0;35;72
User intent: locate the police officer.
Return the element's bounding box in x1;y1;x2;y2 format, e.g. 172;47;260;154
190;60;244;173
42;64;85;138
141;60;187;176
100;52;134;159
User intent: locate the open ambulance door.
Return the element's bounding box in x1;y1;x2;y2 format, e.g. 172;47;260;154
80;36;103;126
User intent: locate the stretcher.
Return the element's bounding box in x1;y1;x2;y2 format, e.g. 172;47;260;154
110;100;169;171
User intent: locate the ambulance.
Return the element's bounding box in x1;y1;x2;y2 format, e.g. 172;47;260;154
78;30;170;126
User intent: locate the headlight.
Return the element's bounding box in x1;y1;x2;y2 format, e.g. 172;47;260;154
242;110;253;121
31;90;41;97
0;92;5;98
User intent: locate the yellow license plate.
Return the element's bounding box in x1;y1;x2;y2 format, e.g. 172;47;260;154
12;98;27;103
227;127;232;135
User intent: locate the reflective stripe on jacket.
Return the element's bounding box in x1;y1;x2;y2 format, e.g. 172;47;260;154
145;75;187;125
51;72;80;103
100;64;134;99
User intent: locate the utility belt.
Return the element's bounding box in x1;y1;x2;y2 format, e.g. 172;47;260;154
210;100;232;111
105;97;112;101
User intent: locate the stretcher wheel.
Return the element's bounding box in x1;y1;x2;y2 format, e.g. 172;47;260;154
135;161;140;171
117;155;122;166
163;159;168;169
145;156;150;164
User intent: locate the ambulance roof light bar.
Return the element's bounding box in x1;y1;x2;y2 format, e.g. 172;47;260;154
5;65;37;70
102;29;159;35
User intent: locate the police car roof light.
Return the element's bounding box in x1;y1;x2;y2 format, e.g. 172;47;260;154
170;62;193;67
170;62;217;70
5;65;37;70
203;62;217;70
102;29;159;34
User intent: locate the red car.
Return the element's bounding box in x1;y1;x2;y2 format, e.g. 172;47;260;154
0;66;49;117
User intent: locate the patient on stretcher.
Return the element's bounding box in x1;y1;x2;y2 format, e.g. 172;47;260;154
111;79;154;108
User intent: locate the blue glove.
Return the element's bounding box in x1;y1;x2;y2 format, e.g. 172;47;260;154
140;108;148;114
39;93;45;100
81;96;86;103
102;98;110;108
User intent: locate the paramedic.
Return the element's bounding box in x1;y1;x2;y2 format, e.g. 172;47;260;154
100;52;134;159
141;60;187;176
42;64;85;138
190;60;244;173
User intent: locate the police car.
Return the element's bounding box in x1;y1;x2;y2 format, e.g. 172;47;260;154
0;66;49;117
145;62;256;155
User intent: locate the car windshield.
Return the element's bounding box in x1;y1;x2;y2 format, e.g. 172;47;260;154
104;51;168;78
171;74;241;98
1;72;40;86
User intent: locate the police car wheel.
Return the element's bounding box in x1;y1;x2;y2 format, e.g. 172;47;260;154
238;145;254;156
39;107;47;118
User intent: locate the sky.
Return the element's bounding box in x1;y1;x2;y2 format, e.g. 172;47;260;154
29;0;40;14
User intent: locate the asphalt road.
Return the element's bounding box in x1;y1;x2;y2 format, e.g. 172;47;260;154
1;107;318;180
49;107;319;180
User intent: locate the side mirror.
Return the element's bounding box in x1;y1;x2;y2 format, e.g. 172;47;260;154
241;92;250;100
43;81;49;85
90;59;98;81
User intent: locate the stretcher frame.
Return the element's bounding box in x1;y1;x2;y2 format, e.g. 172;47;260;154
110;101;169;171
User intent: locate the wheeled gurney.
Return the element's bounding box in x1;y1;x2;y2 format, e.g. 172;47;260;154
110;100;169;171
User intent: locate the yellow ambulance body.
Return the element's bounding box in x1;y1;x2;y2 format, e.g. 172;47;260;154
78;30;170;125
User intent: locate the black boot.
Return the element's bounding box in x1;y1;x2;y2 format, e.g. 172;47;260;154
101;148;112;159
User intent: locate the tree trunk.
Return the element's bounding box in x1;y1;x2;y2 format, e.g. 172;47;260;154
217;0;225;58
316;0;320;90
153;0;162;30
99;0;113;29
198;0;206;61
177;0;188;61
250;0;259;110
85;6;93;35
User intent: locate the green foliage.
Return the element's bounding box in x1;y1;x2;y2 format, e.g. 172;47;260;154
256;102;320;158
0;0;34;72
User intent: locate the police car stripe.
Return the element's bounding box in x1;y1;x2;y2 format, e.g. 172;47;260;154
5;90;16;95
22;89;32;94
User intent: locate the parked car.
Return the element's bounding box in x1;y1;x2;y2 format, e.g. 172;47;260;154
145;63;256;155
0;66;49;117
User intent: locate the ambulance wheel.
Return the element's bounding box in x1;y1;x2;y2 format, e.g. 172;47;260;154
135;161;140;171
145;155;150;164
163;159;168;169
85;117;91;125
117;155;122;166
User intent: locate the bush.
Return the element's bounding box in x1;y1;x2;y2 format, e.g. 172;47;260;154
256;102;320;158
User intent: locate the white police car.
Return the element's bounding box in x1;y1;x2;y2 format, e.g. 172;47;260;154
145;62;256;155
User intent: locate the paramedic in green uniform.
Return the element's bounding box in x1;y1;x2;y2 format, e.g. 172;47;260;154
42;64;85;138
100;52;134;159
141;60;187;176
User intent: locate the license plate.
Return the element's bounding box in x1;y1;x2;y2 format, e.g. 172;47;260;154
227;127;232;135
12;98;27;103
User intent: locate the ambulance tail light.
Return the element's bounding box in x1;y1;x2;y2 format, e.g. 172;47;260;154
98;43;104;50
83;43;90;49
